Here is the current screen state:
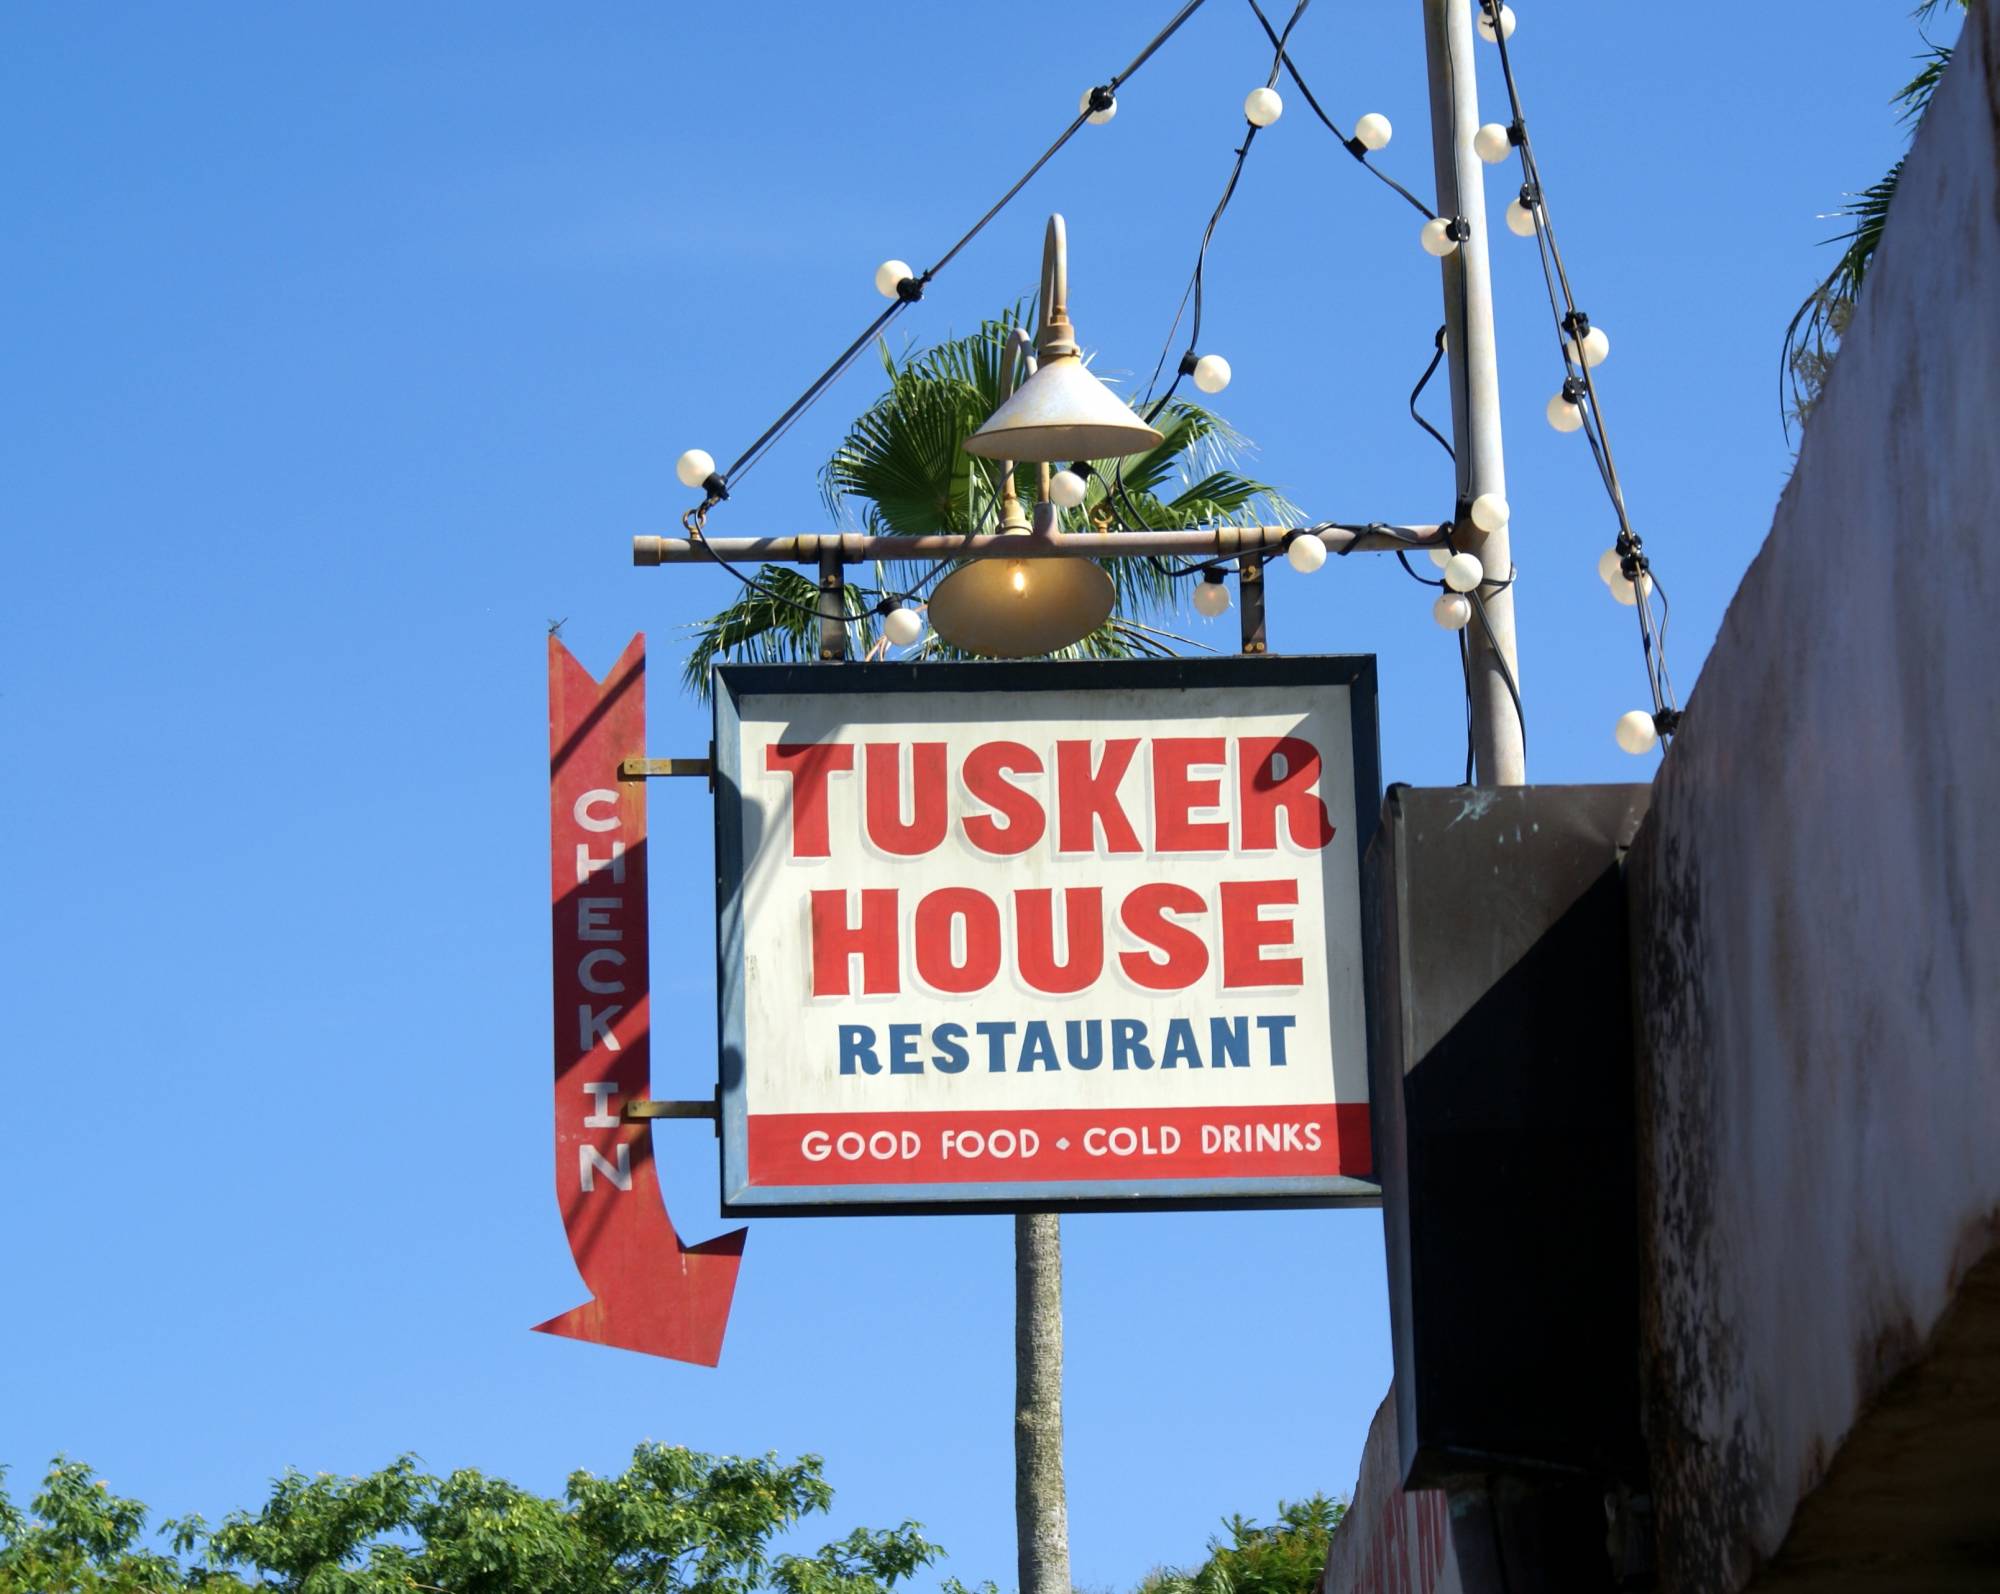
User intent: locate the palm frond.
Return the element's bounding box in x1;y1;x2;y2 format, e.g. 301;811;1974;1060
680;565;879;699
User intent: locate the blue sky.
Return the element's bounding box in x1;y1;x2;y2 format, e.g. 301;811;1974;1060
0;1;1950;1587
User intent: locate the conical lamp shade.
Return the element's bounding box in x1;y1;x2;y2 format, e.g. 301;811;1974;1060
926;551;1115;658
962;356;1164;463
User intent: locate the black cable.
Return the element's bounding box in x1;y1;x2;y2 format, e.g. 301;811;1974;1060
1410;325;1455;463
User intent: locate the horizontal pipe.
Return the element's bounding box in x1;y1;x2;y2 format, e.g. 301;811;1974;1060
632;524;1446;566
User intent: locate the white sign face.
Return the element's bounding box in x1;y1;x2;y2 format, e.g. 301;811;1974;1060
713;658;1379;1211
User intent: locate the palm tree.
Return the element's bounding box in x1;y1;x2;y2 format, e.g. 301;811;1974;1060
680;305;1296;693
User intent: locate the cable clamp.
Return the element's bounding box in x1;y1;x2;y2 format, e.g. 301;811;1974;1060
895;277;925;303
1507;118;1526;146
1087;85;1116;114
1177;352;1200;378
1447;216;1471;242
1561;376;1586;404
1518;182;1541;208
1652;709;1682;738
1560;309;1592;338
1344;136;1369;159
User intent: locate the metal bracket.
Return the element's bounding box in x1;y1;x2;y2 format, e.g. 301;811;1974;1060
619;757;713;780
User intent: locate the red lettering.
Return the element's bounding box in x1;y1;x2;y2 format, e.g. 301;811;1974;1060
1118;883;1209;991
864;742;948;856
1152;736;1229;852
766;743;855;859
809;888;899;995
913;887;1002;994
962;741;1046;855
1056;738;1142;854
1014;887;1104;994
1220;878;1302;988
1239;736;1336;850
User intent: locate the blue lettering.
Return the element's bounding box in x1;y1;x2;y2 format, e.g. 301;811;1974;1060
1112;1018;1154;1071
1018;1020;1058;1071
839;1024;880;1076
1210;1016;1250;1068
976;1021;1016;1072
889;1023;923;1074
932;1022;970;1074
1064;1019;1103;1070
1256;1014;1296;1066
1162;1018;1201;1069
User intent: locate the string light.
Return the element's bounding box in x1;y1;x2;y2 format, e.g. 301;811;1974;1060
1442;552;1484;593
1048;469;1089;508
1564;324;1611;367
1469;492;1510;533
1429;547;1452;569
676;449;716;489
1244;86;1284;126
874;260;914;299
1597;549;1622;583
883;606;926;648
1608;570;1654;607
1474;122;1512;163
1420;217;1460;257
1433;592;1472;630
1476;3;1517;43
1615;710;1659;756
1192;571;1232;616
1546;389;1584;432
1353;113;1392;151
1079;87;1118;125
1505;194;1539;237
1192;353;1233;394
1285;533;1328;573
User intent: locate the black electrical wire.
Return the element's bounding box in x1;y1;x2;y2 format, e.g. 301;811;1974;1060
1410;324;1455;463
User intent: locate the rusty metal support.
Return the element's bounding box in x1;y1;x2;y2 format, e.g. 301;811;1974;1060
619;757;713;780
1238;559;1267;656
817;545;847;661
634;524;1447;567
624;1099;721;1120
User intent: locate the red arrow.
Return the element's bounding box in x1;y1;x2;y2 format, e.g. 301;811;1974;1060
537;634;744;1365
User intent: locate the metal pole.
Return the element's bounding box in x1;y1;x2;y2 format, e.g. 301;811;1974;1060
817;546;847;661
1423;0;1525;786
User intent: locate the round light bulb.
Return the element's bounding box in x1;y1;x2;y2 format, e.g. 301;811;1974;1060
1428;547;1452;569
1354;113;1392;151
1286;534;1328;573
1079;88;1117;126
882;607;925;648
1546;392;1584;433
1469;492;1510;533
1192;578;1232;618
1610;570;1655;607
1476;4;1517;43
1048;469;1088;508
1192;353;1232;394
675;448;715;489
1008;562;1030;596
1505;198;1538;237
1443;552;1484;593
1564;326;1611;367
1474;122;1512;163
1597;548;1622;584
1615;710;1659;756
1433;592;1472;630
1420;217;1459;257
874;259;913;299
1244;86;1284;127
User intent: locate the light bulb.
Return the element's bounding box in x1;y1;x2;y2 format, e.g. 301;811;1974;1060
1476;4;1517;43
1615;710;1659;756
874;259;913;299
1079;88;1117;126
1286;534;1327;573
1429;547;1452;569
1564;326;1611;367
1433;592;1472;630
1192;353;1232;394
1244;87;1284;127
675;448;715;489
1470;492;1510;533
1420;217;1459;257
1354;113;1392;151
883;607;925;648
1597;549;1622;584
1048;469;1088;508
1505;198;1538;237
1008;562;1029;596
1546;392;1584;433
1443;552;1484;593
1474;122;1512;163
1609;571;1654;607
1192;578;1232;618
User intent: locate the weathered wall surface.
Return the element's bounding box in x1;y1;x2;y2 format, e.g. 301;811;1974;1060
1320;1396;1461;1594
1627;4;2000;1587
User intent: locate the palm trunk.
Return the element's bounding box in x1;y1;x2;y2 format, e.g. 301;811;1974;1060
1014;1212;1070;1594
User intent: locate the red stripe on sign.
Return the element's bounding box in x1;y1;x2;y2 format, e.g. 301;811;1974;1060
746;1104;1371;1187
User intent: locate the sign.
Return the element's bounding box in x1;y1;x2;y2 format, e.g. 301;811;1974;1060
713;656;1380;1212
537;634;743;1364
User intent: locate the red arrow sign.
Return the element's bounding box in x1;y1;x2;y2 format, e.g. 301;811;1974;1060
536;634;744;1365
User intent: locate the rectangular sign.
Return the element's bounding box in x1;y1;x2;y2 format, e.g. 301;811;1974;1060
713;656;1380;1213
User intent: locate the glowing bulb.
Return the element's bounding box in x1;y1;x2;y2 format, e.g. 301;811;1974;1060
1476;4;1517;43
1546;392;1584;433
675;449;715;489
1470;492;1510;533
1443;552;1484;593
1048;469;1088;508
1286;534;1328;573
1565;326;1611;367
1615;710;1659;756
1597;548;1622;584
1192;577;1232;618
1428;547;1452;569
1474;122;1512;163
1244;87;1284;127
1420;218;1459;257
882;607;925;648
1192;353;1232;394
874;259;913;299
1079;87;1117;126
1433;592;1472;630
1354;113;1392;151
1505;198;1538;237
1009;562;1029;596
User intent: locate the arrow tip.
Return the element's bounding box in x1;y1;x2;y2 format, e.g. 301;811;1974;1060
533;1229;747;1367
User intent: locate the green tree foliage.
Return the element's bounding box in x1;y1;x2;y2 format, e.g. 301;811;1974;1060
1;1447;949;1594
1783;0;1966;432
681;307;1296;695
1133;1496;1346;1594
